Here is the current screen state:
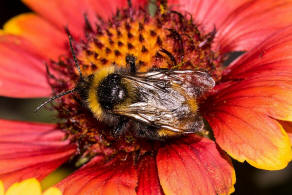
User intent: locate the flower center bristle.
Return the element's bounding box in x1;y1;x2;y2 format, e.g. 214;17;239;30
47;7;222;163
77;9;222;78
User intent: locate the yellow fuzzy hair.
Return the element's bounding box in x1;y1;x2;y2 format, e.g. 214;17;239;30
88;66;115;118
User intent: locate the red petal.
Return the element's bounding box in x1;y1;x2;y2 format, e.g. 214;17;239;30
22;0;147;39
204;101;291;170
221;26;292;122
204;26;292;170
216;0;292;53
168;0;247;33
0;119;76;189
224;26;292;79
87;0;147;20
3;13;67;60
22;0;90;38
137;155;163;195
57;157;137;195
0;35;51;98
157;136;235;195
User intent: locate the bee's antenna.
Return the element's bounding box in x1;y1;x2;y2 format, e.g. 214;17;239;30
34;88;77;112
65;28;83;79
35;29;83;112
127;0;132;8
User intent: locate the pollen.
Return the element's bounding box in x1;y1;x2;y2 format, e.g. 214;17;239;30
47;6;222;162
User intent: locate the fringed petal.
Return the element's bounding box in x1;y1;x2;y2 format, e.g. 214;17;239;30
22;0;147;39
205;27;292;170
0;35;51;98
3;13;67;60
204;26;292;170
204;101;292;170
22;0;91;38
216;0;292;53
223;26;292;80
169;0;292;54
167;0;247;33
137;155;163;195
87;0;147;20
56;157;137;195
221;26;292;122
157;136;235;195
0;119;76;189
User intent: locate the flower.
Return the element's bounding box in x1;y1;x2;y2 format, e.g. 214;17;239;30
0;0;292;194
0;178;62;195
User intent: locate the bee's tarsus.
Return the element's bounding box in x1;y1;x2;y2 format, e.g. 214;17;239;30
159;48;177;67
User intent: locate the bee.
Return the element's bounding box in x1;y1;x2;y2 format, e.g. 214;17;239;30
36;34;215;140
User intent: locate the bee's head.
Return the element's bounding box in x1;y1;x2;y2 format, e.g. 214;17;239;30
87;66;131;118
97;73;128;110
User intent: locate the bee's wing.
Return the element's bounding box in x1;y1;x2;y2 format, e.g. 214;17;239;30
116;101;204;133
135;69;215;97
114;70;214;133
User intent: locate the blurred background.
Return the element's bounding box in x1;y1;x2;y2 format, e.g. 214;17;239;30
0;0;291;194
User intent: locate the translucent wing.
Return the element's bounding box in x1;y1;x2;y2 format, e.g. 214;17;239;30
139;69;215;96
114;69;215;133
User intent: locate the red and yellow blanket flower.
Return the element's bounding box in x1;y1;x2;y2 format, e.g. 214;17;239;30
0;0;292;194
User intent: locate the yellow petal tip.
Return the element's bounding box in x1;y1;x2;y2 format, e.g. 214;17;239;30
3;13;35;35
43;187;62;195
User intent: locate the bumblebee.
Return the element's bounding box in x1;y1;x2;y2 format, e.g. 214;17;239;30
38;59;215;139
36;35;215;140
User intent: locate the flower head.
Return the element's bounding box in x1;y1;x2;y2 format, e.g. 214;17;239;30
0;0;292;194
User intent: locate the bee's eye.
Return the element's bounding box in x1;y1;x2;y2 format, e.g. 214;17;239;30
97;73;127;110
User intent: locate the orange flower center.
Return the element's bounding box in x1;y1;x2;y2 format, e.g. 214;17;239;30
47;6;223;163
76;10;222;77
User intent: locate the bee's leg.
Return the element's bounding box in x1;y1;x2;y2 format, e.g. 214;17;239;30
127;0;132;8
126;54;136;74
133;123;166;140
113;117;129;136
167;29;184;56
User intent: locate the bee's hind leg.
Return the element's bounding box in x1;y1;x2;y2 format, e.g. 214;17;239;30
112;117;129;137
